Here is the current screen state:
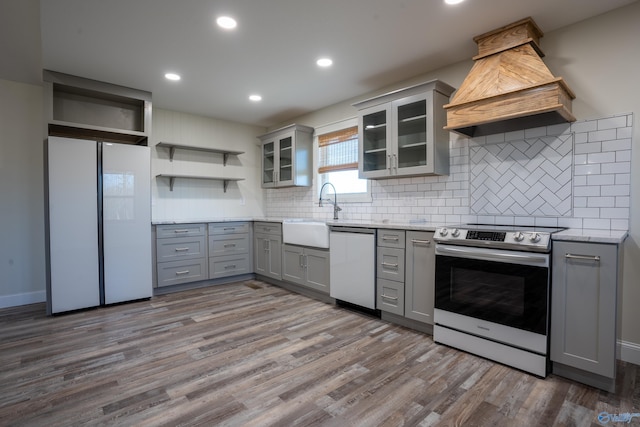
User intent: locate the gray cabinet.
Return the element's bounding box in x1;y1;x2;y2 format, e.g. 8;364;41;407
44;70;151;145
208;222;252;279
353;80;455;179
155;223;208;287
254;222;282;280
258;124;313;188
283;244;330;293
405;231;435;324
551;240;622;391
376;229;436;326
376;229;406;315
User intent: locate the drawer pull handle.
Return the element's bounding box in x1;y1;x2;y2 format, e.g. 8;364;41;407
382;262;399;268
174;229;190;233
175;270;190;275
224;244;236;248
381;294;398;301
224;264;236;269
411;239;431;245
565;253;600;262
174;247;189;252
382;236;399;241
224;227;235;231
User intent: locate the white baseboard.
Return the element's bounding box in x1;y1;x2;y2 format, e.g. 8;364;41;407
0;291;46;309
619;340;640;366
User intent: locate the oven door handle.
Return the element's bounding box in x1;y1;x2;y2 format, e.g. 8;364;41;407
435;245;549;267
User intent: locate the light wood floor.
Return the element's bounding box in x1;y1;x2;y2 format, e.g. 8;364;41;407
0;280;638;426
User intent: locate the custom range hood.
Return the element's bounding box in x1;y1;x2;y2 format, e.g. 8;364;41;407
444;17;576;137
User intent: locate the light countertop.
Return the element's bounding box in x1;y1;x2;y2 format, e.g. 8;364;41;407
152;217;628;245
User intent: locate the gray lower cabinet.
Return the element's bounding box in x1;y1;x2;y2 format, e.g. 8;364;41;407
254;222;282;280
282;244;330;293
155;223;208;287
208;222;251;279
405;231;435;324
376;229;436;326
376;229;406;315
551;240;622;391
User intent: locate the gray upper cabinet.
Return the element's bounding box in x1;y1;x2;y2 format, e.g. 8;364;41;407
353;80;455;179
43;70;151;145
405;231;435;324
258;124;314;188
551;240;622;390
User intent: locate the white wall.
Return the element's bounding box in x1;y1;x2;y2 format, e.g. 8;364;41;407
151;108;267;222
267;3;640;346
0;79;45;306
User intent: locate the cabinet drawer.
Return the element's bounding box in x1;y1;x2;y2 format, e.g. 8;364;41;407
208;222;250;235
377;278;405;316
156;236;206;261
209;254;251;279
377;247;405;282
156;223;206;238
157;258;207;287
377;229;406;249
209;234;249;256
254;222;282;236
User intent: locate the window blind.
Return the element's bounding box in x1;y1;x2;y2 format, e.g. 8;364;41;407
317;126;358;173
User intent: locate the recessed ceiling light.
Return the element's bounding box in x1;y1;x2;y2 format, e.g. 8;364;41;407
316;58;333;67
249;94;262;102
217;16;237;29
444;0;465;4
164;73;181;81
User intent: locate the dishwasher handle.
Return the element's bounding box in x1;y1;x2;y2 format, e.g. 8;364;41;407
329;227;376;234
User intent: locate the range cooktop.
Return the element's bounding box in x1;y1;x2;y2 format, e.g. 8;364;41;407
433;223;566;252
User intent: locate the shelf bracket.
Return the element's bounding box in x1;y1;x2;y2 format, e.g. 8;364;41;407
223;180;229;193
169;177;175;191
223;153;229;166
169;146;176;162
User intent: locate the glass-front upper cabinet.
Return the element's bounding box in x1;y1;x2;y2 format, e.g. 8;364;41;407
360;104;392;176
258;124;313;188
354;80;455;179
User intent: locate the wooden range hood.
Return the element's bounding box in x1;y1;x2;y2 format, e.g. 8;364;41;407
444;17;576;137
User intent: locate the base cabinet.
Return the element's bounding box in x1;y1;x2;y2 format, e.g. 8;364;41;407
376;229;435;327
208;222;252;279
155;223;208;287
405;231;435;324
254;222;282;280
551;240;622;391
283;244;330;293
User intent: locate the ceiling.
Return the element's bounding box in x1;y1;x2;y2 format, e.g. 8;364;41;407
2;0;637;128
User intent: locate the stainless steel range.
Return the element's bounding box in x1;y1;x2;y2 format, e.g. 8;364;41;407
433;224;564;377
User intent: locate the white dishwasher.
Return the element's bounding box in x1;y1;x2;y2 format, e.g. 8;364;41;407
329;227;376;309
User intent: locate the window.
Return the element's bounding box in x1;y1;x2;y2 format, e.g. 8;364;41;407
317;120;370;202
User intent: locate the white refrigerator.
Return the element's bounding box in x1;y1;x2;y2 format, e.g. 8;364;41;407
46;136;152;314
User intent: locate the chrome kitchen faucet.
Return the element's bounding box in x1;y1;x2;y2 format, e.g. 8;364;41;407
319;182;341;220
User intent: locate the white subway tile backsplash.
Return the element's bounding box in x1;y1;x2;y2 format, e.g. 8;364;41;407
265;114;632;230
597;116;627;130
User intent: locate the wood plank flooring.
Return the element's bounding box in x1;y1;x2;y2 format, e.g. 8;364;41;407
0;280;638;426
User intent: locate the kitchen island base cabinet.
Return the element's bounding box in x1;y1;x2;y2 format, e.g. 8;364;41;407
282;244;330;294
551;241;622;392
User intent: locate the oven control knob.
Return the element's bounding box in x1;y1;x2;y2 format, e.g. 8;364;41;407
514;232;524;242
439;227;448;237
451;228;460;237
529;232;541;243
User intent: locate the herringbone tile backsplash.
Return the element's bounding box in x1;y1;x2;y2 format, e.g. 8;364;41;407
470;134;574;217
